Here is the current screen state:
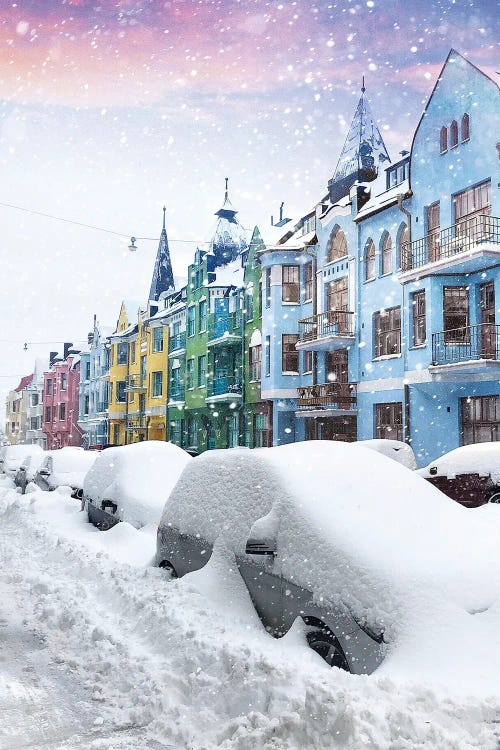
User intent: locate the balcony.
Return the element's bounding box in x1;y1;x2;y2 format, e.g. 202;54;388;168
125;374;146;391
400;215;500;280
296;382;357;416
169;333;186;354
207;311;243;347
206;375;242;403
431;323;500;376
297;311;355;351
126;413;147;430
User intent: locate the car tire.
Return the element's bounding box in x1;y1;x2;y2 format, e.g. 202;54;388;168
305;626;350;671
487;489;500;504
159;560;178;579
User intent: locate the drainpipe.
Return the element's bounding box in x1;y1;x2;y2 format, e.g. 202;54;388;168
240;287;246;446
398;193;412;445
301;246;318;385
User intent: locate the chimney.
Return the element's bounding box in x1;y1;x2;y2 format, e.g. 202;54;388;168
63;342;73;360
49;351;58;367
279;202;284;222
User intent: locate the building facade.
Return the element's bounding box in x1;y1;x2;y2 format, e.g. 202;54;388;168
42;345;83;449
78;319;112;449
5;374;33;445
25;359;48;448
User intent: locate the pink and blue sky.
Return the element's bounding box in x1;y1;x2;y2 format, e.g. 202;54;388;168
0;0;497;410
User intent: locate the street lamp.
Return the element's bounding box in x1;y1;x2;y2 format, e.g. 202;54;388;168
128;236;138;252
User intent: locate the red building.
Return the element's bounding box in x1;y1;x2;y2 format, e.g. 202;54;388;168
42;344;83;449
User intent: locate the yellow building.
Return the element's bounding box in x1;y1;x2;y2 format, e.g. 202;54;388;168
108;300;142;446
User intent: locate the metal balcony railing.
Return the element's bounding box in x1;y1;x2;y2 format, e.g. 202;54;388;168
125;413;147;429
169;385;185;402
207;311;243;343
206;375;242;398
125;374;146;391
297;382;357;410
401;214;499;272
298;311;355;343
169;333;186;352
432;323;500;366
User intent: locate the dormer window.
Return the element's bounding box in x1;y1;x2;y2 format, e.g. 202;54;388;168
386;159;409;189
440;126;448;153
302;215;316;235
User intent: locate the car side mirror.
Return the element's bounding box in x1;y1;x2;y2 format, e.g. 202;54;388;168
245;509;279;557
39;468;50;477
429;466;438;476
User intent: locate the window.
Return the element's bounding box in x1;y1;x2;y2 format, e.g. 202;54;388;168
116;381;126;402
381;233;393;276
246;288;254;320
188;417;198;447
443;287;469;343
282;334;299;373
130;342;136;364
302;214;315;235
84;395;89;414
31;394;39;407
375;403;403;441
462;396;499;444
249;345;262;381
461;113;470;142
152;371;163;397
374;306;401;357
412;291;426;346
117;343;128;365
303;350;313;373
113;424;120;445
197;355;206;386
45;406;51;423
304;263;313;302
85;361;91;379
198;301;207;332
254;413;271;447
454;181;491;235
327;277;349;332
265;335;271;376
440;126;448;153
282;266;300;304
265;268;272;308
327;227;348;263
187;306;196;337
450;120;458;148
153;327;164;353
61;373;67;390
52;406;57;421
398;223;410;270
365;240;376;281
187;359;195;389
170;419;182;446
29;416;39;431
46;379;52;395
426;202;441;262
59;403;66;421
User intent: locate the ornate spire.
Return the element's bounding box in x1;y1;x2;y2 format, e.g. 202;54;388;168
209;179;249;267
149;207;174;302
328;80;390;203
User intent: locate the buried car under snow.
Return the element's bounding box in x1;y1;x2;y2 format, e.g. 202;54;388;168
14;451;47;493
156;440;498;675
34;448;98;497
83;441;192;530
0;443;43;479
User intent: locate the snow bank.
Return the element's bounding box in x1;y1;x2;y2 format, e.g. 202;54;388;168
1;444;43;477
84;441;191;528
418;442;500;482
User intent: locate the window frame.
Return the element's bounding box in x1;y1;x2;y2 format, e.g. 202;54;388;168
381;233;393;276
364;240;376;281
303;262;313;302
412;290;426;346
152;370;163;397
443;286;469;343
374;306;401;358
375;402;403;441
281;334;299;374
282;265;300;304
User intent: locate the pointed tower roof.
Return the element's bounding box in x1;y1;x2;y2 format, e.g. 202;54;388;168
209;178;249;267
328;80;390;203
149;206;174;302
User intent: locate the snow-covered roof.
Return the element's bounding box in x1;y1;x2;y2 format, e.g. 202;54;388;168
355;179;410;221
15;373;33;392
122;299;143;324
208;256;245;288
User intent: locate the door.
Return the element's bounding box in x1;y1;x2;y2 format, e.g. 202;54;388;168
426;202;440;262
237;556;283;635
480;282;496;358
327;278;348;333
327;349;348;383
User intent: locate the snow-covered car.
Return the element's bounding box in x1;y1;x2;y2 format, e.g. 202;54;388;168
14;451;46;493
157;440;492;674
417;442;500;507
0;444;44;479
83;441;192;530
353;439;417;470
34;448;98;497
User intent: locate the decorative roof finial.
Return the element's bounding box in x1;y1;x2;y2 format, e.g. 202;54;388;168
361;75;366;94
225;177;229;200
162;205;166;231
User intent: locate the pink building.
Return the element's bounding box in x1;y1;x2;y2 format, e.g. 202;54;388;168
42;344;83;450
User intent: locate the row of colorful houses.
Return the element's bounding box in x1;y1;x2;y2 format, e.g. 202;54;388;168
6;51;499;466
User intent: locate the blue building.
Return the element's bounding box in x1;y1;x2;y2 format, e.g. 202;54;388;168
261;50;499;466
78;317;112;449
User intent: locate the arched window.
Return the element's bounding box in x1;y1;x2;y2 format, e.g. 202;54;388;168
327;226;348;263
398;224;410;271
440;126;448;153
450;120;458;148
461;113;470;142
365;240;376;281
381;233;393;275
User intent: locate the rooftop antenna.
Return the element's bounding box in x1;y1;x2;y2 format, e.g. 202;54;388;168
162;205;166;230
361;75;366;94
224;177;229;200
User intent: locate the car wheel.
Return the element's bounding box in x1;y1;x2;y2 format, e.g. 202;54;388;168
487;489;500;504
306;627;350;671
159;560;178;579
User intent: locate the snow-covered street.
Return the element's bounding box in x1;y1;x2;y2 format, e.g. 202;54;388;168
1;476;499;750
